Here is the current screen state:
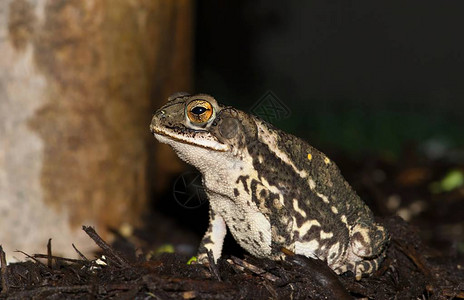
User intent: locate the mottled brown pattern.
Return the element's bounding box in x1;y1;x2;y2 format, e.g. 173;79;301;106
27;0;192;234
8;0;36;50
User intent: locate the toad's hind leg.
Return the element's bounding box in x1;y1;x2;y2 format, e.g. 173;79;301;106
350;222;389;258
351;252;386;280
345;221;389;280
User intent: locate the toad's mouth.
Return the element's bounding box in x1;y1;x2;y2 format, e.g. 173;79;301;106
151;125;229;152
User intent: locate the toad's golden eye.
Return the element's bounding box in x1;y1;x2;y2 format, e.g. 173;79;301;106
186;100;214;124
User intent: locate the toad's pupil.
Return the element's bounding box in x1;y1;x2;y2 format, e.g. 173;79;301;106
192;106;207;115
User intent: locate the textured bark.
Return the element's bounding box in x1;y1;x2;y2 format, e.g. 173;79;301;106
0;0;192;260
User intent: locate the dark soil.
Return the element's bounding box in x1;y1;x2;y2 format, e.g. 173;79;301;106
1;150;463;299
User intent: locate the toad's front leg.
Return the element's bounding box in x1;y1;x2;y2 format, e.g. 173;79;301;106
197;208;227;263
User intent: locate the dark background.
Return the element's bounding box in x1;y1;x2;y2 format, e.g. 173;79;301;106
195;1;464;158
152;1;464;262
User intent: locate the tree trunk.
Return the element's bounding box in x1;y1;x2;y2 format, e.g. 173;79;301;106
0;0;192;260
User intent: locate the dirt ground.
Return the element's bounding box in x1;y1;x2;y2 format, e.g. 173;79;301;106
1;149;463;299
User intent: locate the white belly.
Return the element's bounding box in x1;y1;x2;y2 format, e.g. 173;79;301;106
209;192;272;258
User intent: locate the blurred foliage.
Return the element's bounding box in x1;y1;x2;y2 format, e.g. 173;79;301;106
187;256;198;265
306;110;463;158
219;92;463;159
429;169;464;193
154;244;175;255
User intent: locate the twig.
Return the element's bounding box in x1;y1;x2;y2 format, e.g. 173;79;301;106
206;250;221;281
182;291;197;299
82;226;130;268
229;256;279;282
262;280;278;299
33;254;87;264
394;239;431;277
1;245;9;294
15;250;48;268
47;238;53;269
72;243;88;261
